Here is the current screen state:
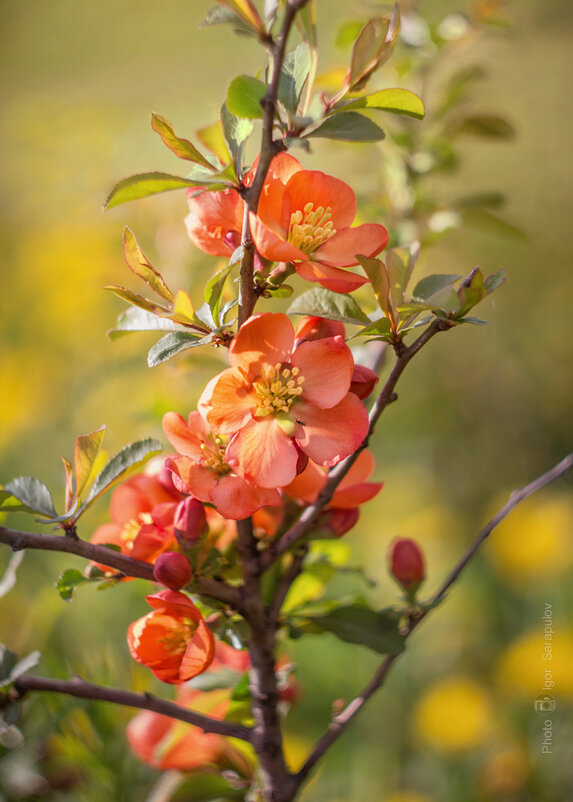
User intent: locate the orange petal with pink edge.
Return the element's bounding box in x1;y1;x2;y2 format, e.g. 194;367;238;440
210;474;280;519
284;170;357;229
166;456;218;503
207;366;256;434
294;394;368;466
228;312;295;375
162;411;204;459
249;213;308;263
185;188;243;256
225;417;299;488
295;261;370;293
316;223;389;267
292;336;353;409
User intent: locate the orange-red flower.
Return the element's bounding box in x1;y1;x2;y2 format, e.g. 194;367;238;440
249;161;388;293
90;473;180;564
163;409;281;519
127;590;215;684
204;313;369;489
184;152;301;257
126;686;252;774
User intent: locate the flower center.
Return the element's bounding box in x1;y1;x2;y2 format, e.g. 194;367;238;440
253;363;305;417
159;616;197;655
200;432;231;475
120;512;153;551
288;203;336;254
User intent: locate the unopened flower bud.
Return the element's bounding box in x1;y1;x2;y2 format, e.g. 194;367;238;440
153;551;193;590
350;364;379;400
320;507;360;538
294;315;346;344
389;538;425;597
174;497;208;547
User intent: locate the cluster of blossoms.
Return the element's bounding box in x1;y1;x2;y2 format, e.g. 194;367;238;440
91;152;394;774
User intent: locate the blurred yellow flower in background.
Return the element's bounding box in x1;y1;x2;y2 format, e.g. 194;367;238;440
478;744;529;797
486;493;573;584
498;627;573;698
413;677;494;752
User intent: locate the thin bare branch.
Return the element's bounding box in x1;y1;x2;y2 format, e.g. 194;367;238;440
13;674;253;741
295;451;573;787
0;526;241;608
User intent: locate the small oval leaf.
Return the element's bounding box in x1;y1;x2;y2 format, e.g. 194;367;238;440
305;112;385;142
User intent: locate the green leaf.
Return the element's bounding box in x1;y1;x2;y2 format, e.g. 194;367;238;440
171;772;247;802
461;209;526;239
198;5;256;37
147;332;211;367
56;569;90;602
188;668;245;693
3;477;56;518
0;552;24;599
150;114;215;169
356;255;395;324
337;88;424;120
122;228;174;303
0;648;41;689
108;307;190;340
453;191;505;210
305;112;385;142
411;274;461;302
83;439;162;511
288;288;370;326
484;269;507;293
221;103;254;161
227;75;266;119
205;267;231;328
104;172;201;209
347;8;400;91
278;44;311;115
299;603;405;655
73;426;106;501
451;114;515;139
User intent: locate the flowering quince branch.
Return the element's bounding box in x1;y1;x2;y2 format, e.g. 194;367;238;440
0;526;241;607
294;451;573;787
11;674;252;741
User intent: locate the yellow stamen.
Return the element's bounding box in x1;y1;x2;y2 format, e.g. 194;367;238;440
288;203;336;254
199;432;231;475
253;362;305;417
158;617;198;655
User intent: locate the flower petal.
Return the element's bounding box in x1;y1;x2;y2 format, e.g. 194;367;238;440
228;313;295;375
249;213;308;263
295;260;370;293
210;474;280;519
294;394;369;466
180;616;215;681
316;223;389;267
225;417;299;488
207;367;256;434
292;336;354;409
165;456;218;504
284;171;357;229
185;188;243;256
330;481;383;508
162;411;204;459
256;152;303;234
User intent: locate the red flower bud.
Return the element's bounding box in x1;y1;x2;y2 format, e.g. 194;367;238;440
319;507;360;538
389;538;425;596
294;315;346;344
174;497;208;546
153;552;193;590
350;364;379;400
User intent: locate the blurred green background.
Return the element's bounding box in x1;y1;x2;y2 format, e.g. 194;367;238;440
1;0;572;800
